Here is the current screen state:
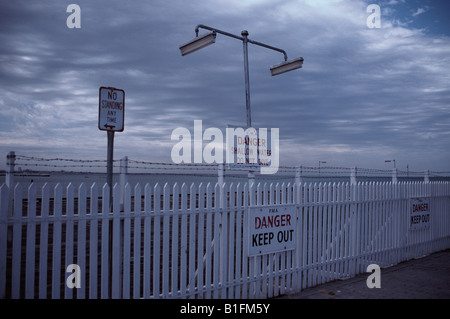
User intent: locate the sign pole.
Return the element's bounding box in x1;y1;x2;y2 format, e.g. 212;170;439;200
106;130;114;298
99;86;124;298
107;130;115;209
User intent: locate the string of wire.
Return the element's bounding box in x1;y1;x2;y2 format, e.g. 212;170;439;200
10;154;450;179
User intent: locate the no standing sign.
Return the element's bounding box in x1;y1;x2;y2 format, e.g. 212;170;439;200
98;87;125;132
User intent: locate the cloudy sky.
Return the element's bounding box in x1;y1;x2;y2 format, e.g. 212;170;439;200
1;0;449;172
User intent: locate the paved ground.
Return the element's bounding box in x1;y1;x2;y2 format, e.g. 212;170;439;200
278;249;450;299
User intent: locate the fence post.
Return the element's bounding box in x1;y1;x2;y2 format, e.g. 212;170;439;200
120;156;128;211
218;163;224;187
6;151;15;217
295;165;302;204
248;171;255;188
0;184;9;298
295;165;302;185
424;170;430;183
6;151;15;190
350;166;357;185
392;168;398;184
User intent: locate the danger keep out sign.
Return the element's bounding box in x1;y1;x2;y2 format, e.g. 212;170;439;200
410;198;431;230
249;205;297;256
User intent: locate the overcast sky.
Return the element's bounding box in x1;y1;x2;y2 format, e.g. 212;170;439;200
1;0;449;172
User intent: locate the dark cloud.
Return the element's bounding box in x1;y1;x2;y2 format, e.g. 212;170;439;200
0;0;449;171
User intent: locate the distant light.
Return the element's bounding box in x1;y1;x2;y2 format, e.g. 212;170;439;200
179;31;217;56
270;57;304;76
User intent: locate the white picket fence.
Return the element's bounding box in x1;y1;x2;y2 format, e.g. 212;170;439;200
1;180;450;299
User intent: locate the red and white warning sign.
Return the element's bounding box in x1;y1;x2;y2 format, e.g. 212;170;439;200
248;205;297;256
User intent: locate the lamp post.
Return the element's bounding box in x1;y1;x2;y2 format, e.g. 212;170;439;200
180;24;304;129
180;25;303;183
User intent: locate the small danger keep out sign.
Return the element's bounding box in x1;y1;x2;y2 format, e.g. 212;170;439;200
410;198;431;230
248;205;297;256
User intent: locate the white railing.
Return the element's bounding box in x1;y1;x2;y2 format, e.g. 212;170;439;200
1;181;450;299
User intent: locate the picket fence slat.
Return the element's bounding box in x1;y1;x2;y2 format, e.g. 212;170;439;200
170;183;180;297
152;184;161;299
0;184;8;299
162;183;170;298
25;183;36;299
122;183;131;299
187;183;195;298
89;183;99;299
1;180;449;299
64;184;74;299
133;183;142;299
179;183;188;298
51;184;62;299
143;183;152;299
77;183;87;299
196;183;205;298
11;184;23;299
38;183;50;299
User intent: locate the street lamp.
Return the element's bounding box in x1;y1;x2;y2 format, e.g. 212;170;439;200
179;24;304;128
179;31;216;56
270;57;304;76
385;159;396;168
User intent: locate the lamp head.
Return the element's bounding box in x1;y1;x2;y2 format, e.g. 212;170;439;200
270;57;304;76
179;31;217;56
